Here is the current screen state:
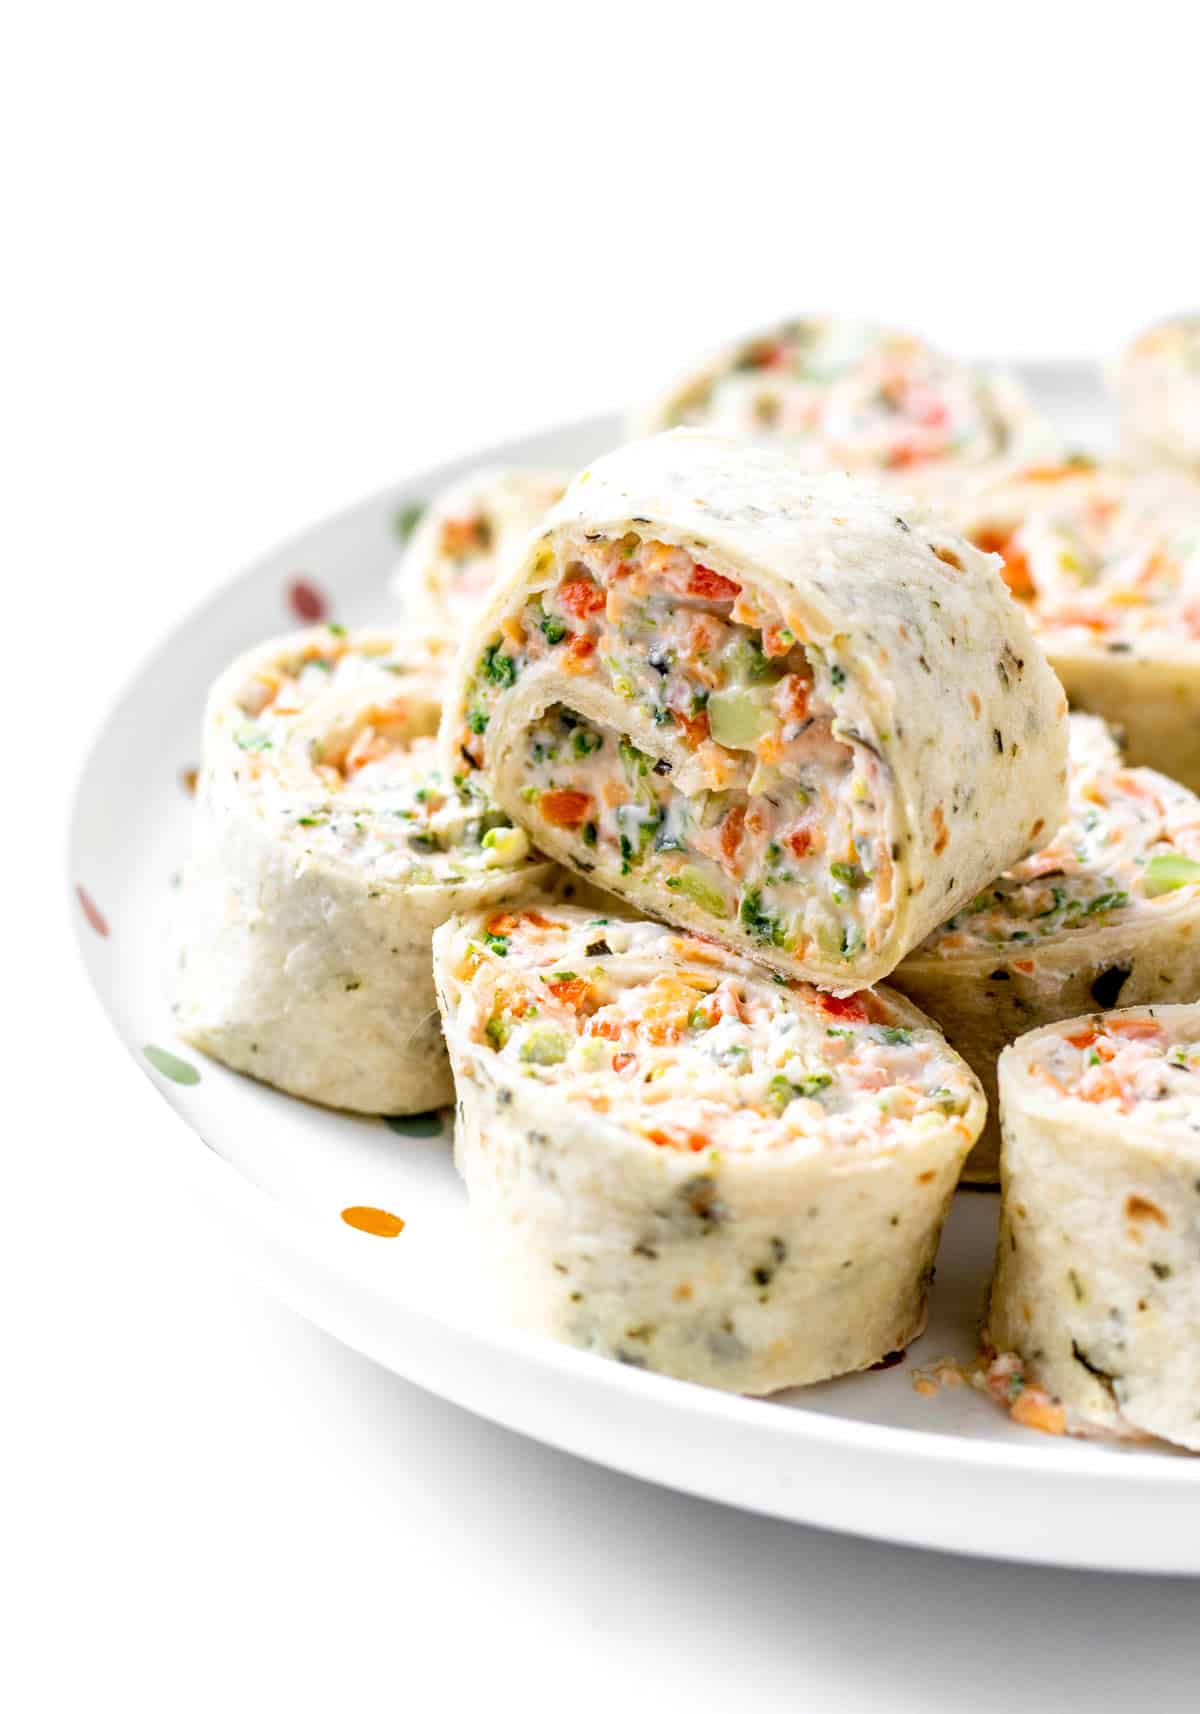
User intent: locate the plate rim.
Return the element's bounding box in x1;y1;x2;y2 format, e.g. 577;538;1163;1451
66;379;1200;1573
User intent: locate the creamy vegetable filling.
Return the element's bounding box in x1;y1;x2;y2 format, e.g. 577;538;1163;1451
1128;316;1200;368
233;629;429;728
917;715;1200;954
453;909;976;1156
459;535;894;967
670;320;1016;469
229;630;530;884
1026;1012;1200;1122
966;473;1200;648
419;471;568;614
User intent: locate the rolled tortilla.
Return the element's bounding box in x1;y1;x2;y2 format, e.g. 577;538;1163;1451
987;1004;1200;1450
957;463;1200;790
176;624;563;1114
893;713;1200;1181
433;902;984;1393
1115;314;1200;475
949;455;1109;598
635;315;1057;477
444;430;1069;990
394;467;569;641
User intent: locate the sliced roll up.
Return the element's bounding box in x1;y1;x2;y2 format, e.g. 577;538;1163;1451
433;903;984;1394
176;625;560;1114
394;467;569;642
1115;314;1200;476
987;1005;1200;1450
634;315;1056;477
445;430;1069;991
957;463;1200;792
893;714;1200;1181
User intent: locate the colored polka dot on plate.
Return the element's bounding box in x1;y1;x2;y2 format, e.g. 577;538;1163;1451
341;1205;405;1238
287;578;328;622
384;1112;445;1137
180;765;199;796
144;1044;201;1085
76;885;110;938
393;501;426;542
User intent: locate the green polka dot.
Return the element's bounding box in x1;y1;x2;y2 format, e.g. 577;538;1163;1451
393;501;426;542
384;1111;444;1137
144;1044;201;1085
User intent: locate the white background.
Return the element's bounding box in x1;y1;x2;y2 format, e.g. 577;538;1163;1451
7;5;1200;1709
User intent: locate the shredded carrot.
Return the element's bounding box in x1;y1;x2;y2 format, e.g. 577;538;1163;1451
674;707;710;748
668;939;724;968
520;909;562;930
1064;1026;1100;1049
440;515;487;556
1022;462;1093;483
718;804;746;874
971;526;1034;599
646;1128;710;1153
1021;850;1075;879
1044;605;1112;632
343;728;391;773
485;911;520;936
1027;1062;1068;1095
639;973;714;1043
1117;777;1162;811
488;909;560;936
777;672;810;723
1077;1068;1121;1104
887;442;935;470
584;1016;623;1041
1105;1016;1166;1040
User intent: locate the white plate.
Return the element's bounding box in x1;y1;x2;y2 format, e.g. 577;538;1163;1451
69;366;1200;1574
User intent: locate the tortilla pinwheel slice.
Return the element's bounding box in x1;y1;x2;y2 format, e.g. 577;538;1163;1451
445;430;1068;991
1115;315;1200;477
986;1004;1200;1450
634;315;1057;478
958;463;1200;791
394;467;569;642
433;903;984;1394
176;625;563;1114
893;713;1200;1182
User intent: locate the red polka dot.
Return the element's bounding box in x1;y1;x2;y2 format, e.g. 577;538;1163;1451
288;579;328;622
76;886;109;938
